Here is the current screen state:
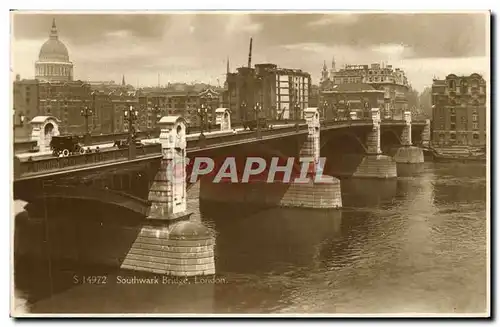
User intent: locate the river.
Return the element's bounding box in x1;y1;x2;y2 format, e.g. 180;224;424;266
13;162;488;315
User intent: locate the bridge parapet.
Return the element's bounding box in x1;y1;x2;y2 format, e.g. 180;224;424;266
14;144;161;180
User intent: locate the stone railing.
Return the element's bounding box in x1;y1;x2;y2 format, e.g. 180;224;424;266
186;124;309;150
13;140;38;154
321;119;373;129
15;143;162;179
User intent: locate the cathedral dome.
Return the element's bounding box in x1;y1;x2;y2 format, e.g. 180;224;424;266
34;18;74;83
38;39;69;62
37;19;70;63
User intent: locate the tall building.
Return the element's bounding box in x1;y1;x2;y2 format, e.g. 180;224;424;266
226;63;311;121
136;86;225;129
35;19;73;82
320;62;410;118
431;73;487;146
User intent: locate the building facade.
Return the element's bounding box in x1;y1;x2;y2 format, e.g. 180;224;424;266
320;84;385;120
226;63;311;121
13;18;228;139
320;61;410;119
136;87;225;129
13;78;96;136
431;73;487;146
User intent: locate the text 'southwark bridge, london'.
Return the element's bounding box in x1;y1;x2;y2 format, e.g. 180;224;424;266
11;11;489;317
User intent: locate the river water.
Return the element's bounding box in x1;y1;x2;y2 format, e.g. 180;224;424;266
13;162;488;315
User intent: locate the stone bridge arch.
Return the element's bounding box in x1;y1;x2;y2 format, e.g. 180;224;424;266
186;143;304;187
28;185;151;217
380;129;403;153
320;131;369;154
30;116;61;152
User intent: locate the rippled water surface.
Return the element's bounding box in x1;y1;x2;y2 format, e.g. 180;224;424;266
13;162;488;315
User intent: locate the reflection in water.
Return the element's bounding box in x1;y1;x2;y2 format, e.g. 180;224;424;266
397;163;425;177
13;163;488;314
341;179;397;208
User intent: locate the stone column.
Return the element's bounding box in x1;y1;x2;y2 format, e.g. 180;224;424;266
366;108;381;154
148;116;188;219
290;108;342;208
421;119;431;147
401;111;412;146
351;108;397;178
216;108;231;132
393;112;425;167
121;116;215;277
300;108;321;170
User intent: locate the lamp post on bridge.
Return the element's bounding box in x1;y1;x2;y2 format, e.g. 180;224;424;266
363;98;370;119
197;104;208;136
254;102;262;139
241;101;247;129
322;100;328;120
294;102;301;121
152;104;162;129
345;100;351;121
124;105;139;160
12;109;25;138
80;103;93;145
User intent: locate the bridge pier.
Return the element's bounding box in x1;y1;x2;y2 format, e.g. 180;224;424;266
200;108;342;209
352;108;397;179
393;111;425;165
121;116;215;277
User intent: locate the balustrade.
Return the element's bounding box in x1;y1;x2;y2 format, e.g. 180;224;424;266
17;144;161;178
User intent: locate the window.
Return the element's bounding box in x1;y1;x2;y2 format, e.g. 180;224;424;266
473;134;479;140
450;123;456;130
450;133;456;140
450;108;456;115
472;114;478;122
473;123;478;130
450;115;456;123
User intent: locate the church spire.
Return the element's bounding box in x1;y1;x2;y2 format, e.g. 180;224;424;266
50;18;58;40
321;60;329;84
331;56;336;73
122;75;126;86
227;56;230;74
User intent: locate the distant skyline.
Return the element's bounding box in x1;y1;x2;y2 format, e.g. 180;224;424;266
11;12;490;92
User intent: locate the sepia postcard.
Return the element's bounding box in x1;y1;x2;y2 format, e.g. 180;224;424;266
10;10;490;317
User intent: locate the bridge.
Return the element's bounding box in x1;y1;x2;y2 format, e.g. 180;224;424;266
13;108;430;278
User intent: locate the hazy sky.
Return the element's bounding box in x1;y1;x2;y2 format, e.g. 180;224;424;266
11;12;489;92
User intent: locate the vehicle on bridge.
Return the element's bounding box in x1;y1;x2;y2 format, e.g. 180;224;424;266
50;135;86;157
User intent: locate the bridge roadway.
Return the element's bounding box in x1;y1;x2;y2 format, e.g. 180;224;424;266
13;119;427;182
15;124;297;161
